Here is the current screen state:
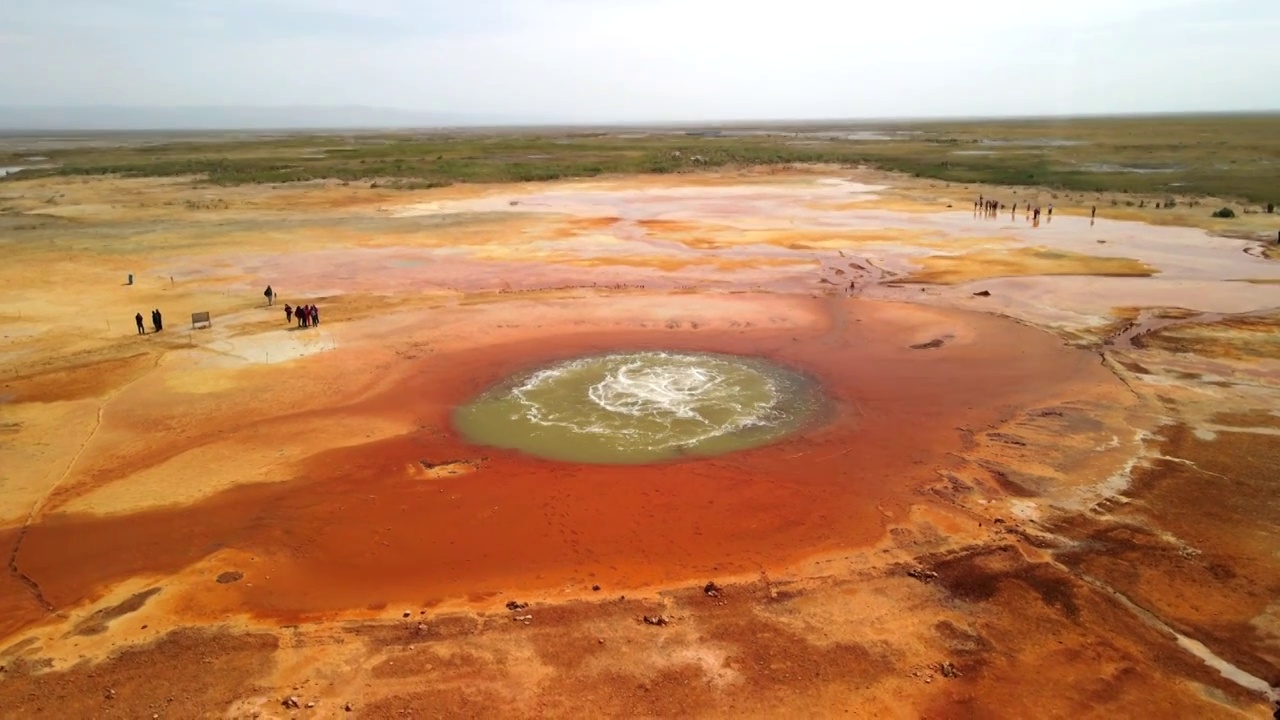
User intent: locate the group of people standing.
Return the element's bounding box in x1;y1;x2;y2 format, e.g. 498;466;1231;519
268;285;321;328
974;194;1058;227
285;303;320;328
134;308;163;335
974;194;1103;226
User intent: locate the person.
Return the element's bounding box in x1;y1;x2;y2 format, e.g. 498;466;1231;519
300;304;309;328
311;305;320;326
285;304;293;324
151;308;163;332
1091;205;1097;219
264;285;275;306
135;312;145;335
1047;204;1054;218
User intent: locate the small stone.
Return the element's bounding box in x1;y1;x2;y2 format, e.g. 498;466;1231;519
703;581;721;598
402;611;410;618
215;571;244;584
972;290;991;297
306;702;316;708
642;615;669;627
598;638;605;644
505;600;528;612
591;584;601;592
906;567;939;583
345;703;354;712
513;614;533;622
282;696;301;710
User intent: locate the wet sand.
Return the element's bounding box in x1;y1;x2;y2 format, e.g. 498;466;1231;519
1;168;1278;717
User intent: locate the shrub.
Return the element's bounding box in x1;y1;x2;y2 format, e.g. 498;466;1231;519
1212;207;1236;218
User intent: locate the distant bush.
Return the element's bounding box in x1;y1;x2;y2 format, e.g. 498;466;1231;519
1212;207;1236;218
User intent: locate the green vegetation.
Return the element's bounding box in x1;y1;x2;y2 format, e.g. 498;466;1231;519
3;114;1279;203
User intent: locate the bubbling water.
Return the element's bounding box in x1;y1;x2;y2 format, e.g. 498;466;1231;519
454;351;822;464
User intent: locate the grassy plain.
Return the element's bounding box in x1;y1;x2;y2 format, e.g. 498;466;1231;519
3;114;1279;204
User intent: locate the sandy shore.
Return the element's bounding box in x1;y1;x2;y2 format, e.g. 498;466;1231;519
1;168;1278;717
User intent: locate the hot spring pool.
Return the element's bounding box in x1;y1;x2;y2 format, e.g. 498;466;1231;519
453;350;823;464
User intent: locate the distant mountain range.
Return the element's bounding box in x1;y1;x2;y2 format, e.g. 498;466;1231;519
0;105;517;131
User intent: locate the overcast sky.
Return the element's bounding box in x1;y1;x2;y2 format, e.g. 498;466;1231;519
2;0;1278;122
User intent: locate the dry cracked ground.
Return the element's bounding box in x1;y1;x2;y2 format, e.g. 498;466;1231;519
1;167;1279;718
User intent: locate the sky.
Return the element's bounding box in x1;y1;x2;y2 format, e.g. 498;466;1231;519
2;0;1278;123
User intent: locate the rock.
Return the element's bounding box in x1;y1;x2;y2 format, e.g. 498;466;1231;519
505;600;528;611
216;571;244;584
972;290;992;297
909;338;946;350
513;615;533;623
703;581;721;598
104;688;116;700
642;615;669;626
598;638;605;644
906;568;939;583
591;584;601;592
938;661;961;678
306;701;316;708
345;703;354;712
282;696;301;709
416;623;428;633
402;611;410;618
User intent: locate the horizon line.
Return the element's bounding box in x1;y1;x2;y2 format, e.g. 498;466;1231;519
0;108;1277;135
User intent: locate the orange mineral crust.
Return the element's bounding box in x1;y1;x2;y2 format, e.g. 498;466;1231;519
11;299;1116;623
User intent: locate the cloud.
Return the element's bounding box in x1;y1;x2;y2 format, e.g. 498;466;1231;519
1;0;1277;122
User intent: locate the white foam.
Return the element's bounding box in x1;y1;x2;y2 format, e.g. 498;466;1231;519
509;351;782;450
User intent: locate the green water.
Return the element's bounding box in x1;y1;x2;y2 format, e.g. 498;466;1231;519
454;351;823;464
